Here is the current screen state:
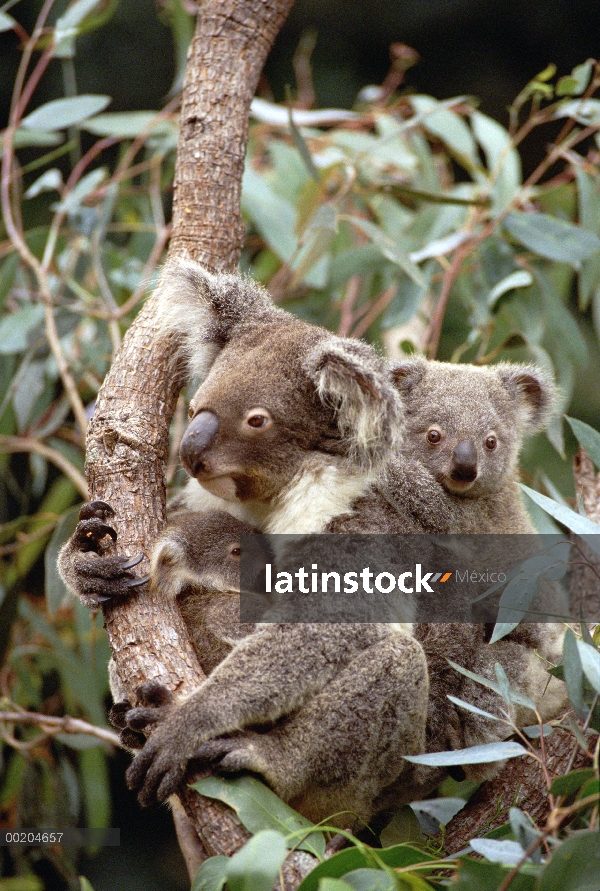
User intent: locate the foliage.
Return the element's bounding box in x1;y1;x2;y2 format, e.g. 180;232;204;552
1;1;600;889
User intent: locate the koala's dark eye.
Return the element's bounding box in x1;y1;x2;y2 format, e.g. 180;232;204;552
244;408;272;431
427;429;442;444
229;544;241;558
485;435;497;451
247;415;268;428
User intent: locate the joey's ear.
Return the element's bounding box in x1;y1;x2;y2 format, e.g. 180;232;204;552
390;357;428;395
305;338;404;469
155;258;278;380
496;364;558;431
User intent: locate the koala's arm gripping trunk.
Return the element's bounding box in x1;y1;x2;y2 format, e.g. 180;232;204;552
83;0;315;880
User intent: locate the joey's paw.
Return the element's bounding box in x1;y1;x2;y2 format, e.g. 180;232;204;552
124;682;177;733
193;734;261;774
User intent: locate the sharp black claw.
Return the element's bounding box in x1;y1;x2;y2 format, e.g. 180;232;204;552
120;554;144;570
123;575;150;588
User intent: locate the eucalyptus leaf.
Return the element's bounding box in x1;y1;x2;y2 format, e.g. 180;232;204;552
191;856;228;891
537;830;600;891
242;167;297;261
296;845;435;891
521;724;553;739
562;629;586;718
404;740;528;767
520;486;600;539
225;830;288;891
343;216;426;287
0;11;16;31
566;416;600;470
410;797;465;826
549;768;595;798
454;858;536;891
509;807;542;861
81;111;175;140
447;694;505;723
488;270;533;307
24;168;63;199
504;212;600;265
469;838;526;866
21;95;111;131
576;639;600;694
0;304;45;354
191;775;325;857
470;111;521;208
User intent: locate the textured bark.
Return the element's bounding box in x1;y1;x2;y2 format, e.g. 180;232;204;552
443;726;591;853
84;0;312;881
570;446;600;619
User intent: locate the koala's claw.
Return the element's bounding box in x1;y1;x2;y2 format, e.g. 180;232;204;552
72;518;117;553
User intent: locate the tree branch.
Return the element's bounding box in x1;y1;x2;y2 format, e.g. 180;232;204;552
83;0;314;882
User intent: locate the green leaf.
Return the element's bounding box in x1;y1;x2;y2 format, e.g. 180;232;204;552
404;740;529;767
552;98;600;126
342;216;426;287
339;869;396;891
446;694;504;724
0;304;44;354
242;167;297;261
191;775;325;857
566;417;600;470
454;858;536;891
549;768;595;797
469;838;525;866
520;486;600;537
55;0;102;40
10;128;63;150
53;167;107;212
192;856;228;891
225;831;288;891
78;747;110;831
410;797;465;827
0;12;16;32
488;270;533;307
537;830;600;891
317;880;356;891
470;111;521;209
21;95;112;131
576;639;600;694
504;212;600;265
24;168;63;199
297;845;435;891
81;111;175;140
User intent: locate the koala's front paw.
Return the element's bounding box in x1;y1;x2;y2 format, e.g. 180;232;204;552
125;684;198;807
58;500;148;608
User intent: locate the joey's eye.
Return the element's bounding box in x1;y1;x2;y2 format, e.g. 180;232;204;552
427;429;442;444
229;544;241;558
485;435;497;451
244;408;272;430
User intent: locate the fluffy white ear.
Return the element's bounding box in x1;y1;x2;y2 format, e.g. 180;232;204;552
496;364;558;431
305;337;404;470
390;356;428;395
154;258;277;381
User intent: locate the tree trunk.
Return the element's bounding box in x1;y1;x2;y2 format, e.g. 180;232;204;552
84;0;313;882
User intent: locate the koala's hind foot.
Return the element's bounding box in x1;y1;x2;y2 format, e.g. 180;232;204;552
58;500;148;608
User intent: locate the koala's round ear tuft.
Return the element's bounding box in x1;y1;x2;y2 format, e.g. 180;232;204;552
497;364;558;431
154;258;278;382
390;357;427;394
305;337;404;469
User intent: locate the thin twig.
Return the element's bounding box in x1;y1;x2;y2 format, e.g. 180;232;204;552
0;709;120;747
0;434;88;498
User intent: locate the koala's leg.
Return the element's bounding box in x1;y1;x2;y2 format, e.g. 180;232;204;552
125;623;408;806
191;632;430;826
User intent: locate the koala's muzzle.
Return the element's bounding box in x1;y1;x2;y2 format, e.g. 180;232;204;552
450;440;478;482
180;411;220;477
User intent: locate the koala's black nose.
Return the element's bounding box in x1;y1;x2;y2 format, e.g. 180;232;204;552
180;411;219;477
451;440;478;482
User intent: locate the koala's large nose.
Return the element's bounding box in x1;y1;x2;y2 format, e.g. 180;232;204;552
451;440;478;482
180;411;219;477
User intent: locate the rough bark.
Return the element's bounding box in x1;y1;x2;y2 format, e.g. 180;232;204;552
443;726;591;853
84;0;312;881
570;446;600;620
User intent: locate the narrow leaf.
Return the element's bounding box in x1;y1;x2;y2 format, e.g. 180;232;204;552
520;486;600;537
447;694;505;723
566;416;600;471
470;838;526;866
21;95;111;131
404;740;529;767
225;831;287;891
576;639;600;694
504;211;600;265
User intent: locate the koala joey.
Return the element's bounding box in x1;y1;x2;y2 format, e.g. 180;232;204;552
65;501;429;826
386;356;557;534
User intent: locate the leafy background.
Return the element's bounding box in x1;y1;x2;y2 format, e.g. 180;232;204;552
0;2;599;890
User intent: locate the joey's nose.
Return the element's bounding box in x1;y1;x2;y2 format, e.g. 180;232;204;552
451;440;478;482
180;411;219;477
